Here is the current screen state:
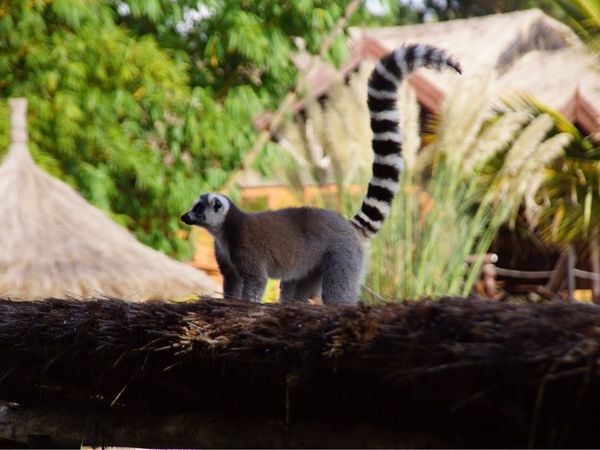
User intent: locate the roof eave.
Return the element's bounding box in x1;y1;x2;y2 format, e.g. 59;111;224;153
560;89;600;137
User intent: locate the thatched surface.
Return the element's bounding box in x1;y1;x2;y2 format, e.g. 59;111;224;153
1;297;600;447
496;46;600;111
358;9;580;75
0;99;216;301
358;9;600;121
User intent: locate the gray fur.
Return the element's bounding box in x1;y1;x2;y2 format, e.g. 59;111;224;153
182;197;364;304
181;44;461;304
350;43;461;238
279;269;322;303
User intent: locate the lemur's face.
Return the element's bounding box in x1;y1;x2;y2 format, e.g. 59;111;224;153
181;193;230;229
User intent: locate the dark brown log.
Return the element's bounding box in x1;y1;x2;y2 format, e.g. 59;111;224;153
0;404;452;448
1;297;600;448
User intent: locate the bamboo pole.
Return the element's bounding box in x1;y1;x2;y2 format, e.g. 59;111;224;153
9;98;28;144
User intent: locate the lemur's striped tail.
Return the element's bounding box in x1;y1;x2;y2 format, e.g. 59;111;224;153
351;43;462;239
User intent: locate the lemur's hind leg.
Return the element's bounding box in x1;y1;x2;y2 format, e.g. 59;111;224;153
321;246;364;305
279;280;298;304
295;270;322;302
280;270;322;304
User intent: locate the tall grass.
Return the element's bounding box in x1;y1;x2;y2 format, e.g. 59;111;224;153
272;69;571;301
364;75;570;301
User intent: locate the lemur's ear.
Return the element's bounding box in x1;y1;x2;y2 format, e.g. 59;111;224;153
212;197;223;212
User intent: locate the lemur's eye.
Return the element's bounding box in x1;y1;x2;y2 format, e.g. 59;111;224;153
213;198;223;212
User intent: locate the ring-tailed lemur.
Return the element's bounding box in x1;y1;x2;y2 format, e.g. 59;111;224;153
181;44;461;304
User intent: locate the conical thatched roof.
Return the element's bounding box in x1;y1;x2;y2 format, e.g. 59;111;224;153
0;99;217;301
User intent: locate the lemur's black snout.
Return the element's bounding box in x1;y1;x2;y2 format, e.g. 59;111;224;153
180;212;193;225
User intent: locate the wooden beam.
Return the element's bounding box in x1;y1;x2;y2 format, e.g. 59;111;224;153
560;89;600;136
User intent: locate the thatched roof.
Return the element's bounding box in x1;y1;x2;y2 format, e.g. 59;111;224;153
359;9;600;128
259;9;599;136
497;47;600;114
358;8;580;77
0;99;217;301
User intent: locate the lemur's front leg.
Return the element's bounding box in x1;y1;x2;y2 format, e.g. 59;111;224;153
222;270;243;300
240;270;267;303
216;245;242;300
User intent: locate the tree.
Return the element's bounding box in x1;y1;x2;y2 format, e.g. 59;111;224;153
109;1;371;174
1;0;372;259
0;0;202;257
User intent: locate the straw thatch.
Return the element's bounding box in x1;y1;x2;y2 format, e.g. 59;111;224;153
358;9;599;123
497;47;600;112
1;297;600;447
358;9;579;75
0;99;217;300
253;9;599;192
265;9;598;141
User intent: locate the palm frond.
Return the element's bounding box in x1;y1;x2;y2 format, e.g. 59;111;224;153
556;0;600;44
504;93;597;158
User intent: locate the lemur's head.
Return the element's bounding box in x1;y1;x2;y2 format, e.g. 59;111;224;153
181;193;230;230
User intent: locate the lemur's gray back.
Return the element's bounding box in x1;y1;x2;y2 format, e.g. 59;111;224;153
351;44;462;239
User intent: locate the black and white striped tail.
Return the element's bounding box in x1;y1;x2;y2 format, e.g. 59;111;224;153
351;43;462;239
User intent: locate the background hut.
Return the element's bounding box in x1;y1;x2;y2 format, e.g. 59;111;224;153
0;99;217;301
359;8;600;133
257;8;599;169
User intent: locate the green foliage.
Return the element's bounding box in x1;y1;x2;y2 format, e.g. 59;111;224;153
112;0;359;96
1;0;372;259
111;0;381;183
362;77;571;300
0;0;203;257
555;0;600;47
503;96;600;248
111;0;372;191
541;159;600;244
